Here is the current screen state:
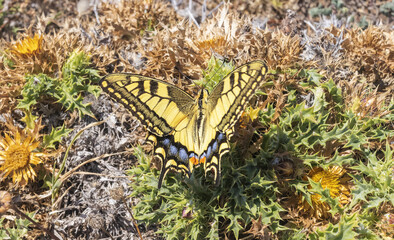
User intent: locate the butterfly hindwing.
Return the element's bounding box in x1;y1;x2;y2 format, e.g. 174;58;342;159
148;131;230;188
100;74;195;136
147;134;192;188
203;131;229;186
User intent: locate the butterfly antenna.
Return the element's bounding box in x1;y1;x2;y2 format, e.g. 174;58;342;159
174;64;192;82
174;64;201;95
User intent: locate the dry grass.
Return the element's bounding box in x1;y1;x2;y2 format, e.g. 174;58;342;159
0;0;392;239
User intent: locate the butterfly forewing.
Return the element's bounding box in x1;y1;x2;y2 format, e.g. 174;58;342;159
100;74;195;136
199;60;268;185
208;60;267;132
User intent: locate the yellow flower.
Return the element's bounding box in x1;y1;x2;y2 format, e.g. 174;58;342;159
239;106;260;129
0;131;43;185
12;34;43;56
299;166;351;219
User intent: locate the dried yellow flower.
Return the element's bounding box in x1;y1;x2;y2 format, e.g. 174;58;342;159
12;34;43;56
0;131;43;185
299;166;351;219
195;36;227;52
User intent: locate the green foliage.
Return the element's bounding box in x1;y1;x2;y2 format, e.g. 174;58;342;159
0;212;36;240
194;56;234;93
42;125;72;149
129;145;283;239
263;69;392;238
309;214;358;240
379;1;394;15
128;67;393;239
20;109;38;130
350;142;393;211
19;109;71;150
308;1;349;18
17;50;101;118
309;5;332;18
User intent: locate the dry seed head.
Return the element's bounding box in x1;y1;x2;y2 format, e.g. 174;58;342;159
142;5;271;81
87;213;105;230
109;185;125;201
342;26;393;83
100;0;179;42
266;31;303;68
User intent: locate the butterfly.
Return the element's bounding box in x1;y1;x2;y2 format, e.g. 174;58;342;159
100;60;268;188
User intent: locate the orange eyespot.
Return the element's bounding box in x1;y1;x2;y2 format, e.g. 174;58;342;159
190;157;199;165
190;156;207;165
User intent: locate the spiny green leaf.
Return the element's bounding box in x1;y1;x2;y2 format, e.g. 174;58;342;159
20;109;38;130
17;50;100;118
227;214;243;239
299;68;323;86
312;214;358;240
17;74;56;111
0;212;36;239
42;125;72;149
348;176;373;208
55;91;93;117
206;222;219;240
195;56;234;92
348;142;393;211
311;86;327;113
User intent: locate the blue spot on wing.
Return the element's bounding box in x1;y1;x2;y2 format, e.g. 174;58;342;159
179;148;188;164
169;145;178;156
217;133;225;142
212;141;218;152
162;138;170;146
207;145;212;159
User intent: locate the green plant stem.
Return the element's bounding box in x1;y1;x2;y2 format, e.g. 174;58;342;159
51;120;104;205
